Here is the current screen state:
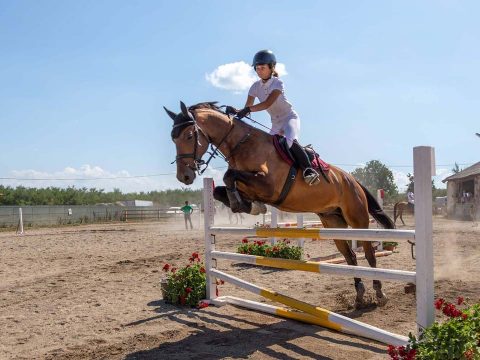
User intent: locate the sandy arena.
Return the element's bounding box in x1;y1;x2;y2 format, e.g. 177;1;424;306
1;214;479;360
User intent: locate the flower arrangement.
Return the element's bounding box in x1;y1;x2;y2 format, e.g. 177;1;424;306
382;241;399;250
387;296;480;360
237;238;303;260
161;252;207;307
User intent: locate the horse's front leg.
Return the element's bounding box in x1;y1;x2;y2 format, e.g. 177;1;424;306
223;169;269;215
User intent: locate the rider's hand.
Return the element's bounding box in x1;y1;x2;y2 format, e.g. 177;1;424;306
236;107;251;120
225;106;238;116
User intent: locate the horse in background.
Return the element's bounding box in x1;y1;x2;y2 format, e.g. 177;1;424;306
393;201;414;225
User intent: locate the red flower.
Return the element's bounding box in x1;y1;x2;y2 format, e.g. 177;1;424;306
200;267;206;273
457;296;464;305
171;267;177;273
464;349;474;360
191;252;199;259
242;238;248;243
197;301;209;309
185;287;192;294
434;298;445;310
162;264;171;272
219;280;225;285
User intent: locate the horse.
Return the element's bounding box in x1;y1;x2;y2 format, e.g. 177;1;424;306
165;101;396;307
393;201;414;226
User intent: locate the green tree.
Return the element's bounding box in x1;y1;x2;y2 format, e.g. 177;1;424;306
351;160;398;199
452;162;462;174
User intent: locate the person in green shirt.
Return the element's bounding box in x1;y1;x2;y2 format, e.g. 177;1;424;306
180;201;194;230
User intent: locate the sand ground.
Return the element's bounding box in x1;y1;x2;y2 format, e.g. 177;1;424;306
1;214;479;360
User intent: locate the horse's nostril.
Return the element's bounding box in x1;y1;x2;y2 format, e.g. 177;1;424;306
185;175;190;182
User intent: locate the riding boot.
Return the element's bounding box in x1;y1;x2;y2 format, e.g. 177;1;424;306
290;141;320;186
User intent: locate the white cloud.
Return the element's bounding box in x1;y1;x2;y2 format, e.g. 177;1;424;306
205;61;288;93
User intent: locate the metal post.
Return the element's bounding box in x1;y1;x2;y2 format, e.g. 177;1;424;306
413;146;435;332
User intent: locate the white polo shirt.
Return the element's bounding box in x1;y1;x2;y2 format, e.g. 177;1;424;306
248;77;295;121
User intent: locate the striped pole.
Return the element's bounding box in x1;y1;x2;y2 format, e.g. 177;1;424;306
211;251;415;283
210;226;415;243
210;269;409;346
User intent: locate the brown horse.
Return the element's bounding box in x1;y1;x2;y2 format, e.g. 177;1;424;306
393;201;414;226
165;101;396;306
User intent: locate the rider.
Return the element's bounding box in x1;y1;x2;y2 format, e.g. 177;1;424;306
232;50;320;186
407;188;415;210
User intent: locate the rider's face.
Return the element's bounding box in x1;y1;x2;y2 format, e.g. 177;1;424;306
255;64;272;80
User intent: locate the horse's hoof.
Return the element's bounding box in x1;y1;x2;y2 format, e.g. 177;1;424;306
250;201;267;215
354;282;365;306
376;291;388;307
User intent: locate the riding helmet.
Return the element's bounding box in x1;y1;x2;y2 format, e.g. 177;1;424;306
252;50;276;68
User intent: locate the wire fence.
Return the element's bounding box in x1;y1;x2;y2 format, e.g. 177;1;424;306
0;205;189;228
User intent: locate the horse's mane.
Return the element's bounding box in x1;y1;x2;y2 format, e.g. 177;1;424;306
171;102;223;139
188;101;221;112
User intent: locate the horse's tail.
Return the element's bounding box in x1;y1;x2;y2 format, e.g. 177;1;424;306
393;202;398;223
358;182;396;229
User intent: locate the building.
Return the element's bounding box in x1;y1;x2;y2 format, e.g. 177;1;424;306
442;162;480;220
120;200;154;207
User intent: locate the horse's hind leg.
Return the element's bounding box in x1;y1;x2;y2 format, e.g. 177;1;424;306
342;205;388;307
318;211;366;307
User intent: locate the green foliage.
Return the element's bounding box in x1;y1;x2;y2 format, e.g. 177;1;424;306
162;253;206;307
351;160;398;200
382;241;399;248
0;185;202;206
237;238;303;260
452;162;463;174
388;297;480;360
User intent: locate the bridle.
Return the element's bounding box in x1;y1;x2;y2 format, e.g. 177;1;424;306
171;109;236;175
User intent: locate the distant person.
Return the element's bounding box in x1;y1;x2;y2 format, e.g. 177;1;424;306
407;191;415;211
181;201;194;230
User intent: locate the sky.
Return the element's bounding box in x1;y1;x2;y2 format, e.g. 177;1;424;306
1;1;479;193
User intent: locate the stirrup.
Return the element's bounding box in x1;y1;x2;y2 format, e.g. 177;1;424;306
303;168;321;186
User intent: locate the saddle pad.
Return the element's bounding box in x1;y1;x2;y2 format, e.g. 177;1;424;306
272;135;330;173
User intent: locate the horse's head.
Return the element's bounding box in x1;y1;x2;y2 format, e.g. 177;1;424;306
164;101;211;185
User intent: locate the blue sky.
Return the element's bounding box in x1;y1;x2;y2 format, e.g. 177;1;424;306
1;1;479;192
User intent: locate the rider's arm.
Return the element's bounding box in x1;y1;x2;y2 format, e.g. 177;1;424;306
244;95;255;108
248;90;281;112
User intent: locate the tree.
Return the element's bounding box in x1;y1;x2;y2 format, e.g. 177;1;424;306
351;160;398;199
452;162;462;174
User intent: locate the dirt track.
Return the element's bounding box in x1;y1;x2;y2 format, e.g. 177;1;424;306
1;215;479;359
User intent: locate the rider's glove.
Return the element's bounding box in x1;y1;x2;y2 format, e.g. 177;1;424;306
236;107;251;120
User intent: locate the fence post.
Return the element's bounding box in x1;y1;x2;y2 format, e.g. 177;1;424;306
270;207;278;245
203;178;217;300
16;208;24;235
296;214;304;253
414;146;435;332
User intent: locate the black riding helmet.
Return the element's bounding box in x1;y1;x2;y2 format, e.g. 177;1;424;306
252;50;276;69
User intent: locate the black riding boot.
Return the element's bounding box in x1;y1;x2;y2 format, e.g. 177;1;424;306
290;141;320;185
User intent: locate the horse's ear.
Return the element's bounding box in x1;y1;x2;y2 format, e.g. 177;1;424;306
180;101;189;117
163;106;177;121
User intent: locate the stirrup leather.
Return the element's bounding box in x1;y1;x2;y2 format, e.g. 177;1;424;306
303;168;321;186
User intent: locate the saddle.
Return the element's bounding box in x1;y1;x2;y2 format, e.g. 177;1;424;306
272;135;330;174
